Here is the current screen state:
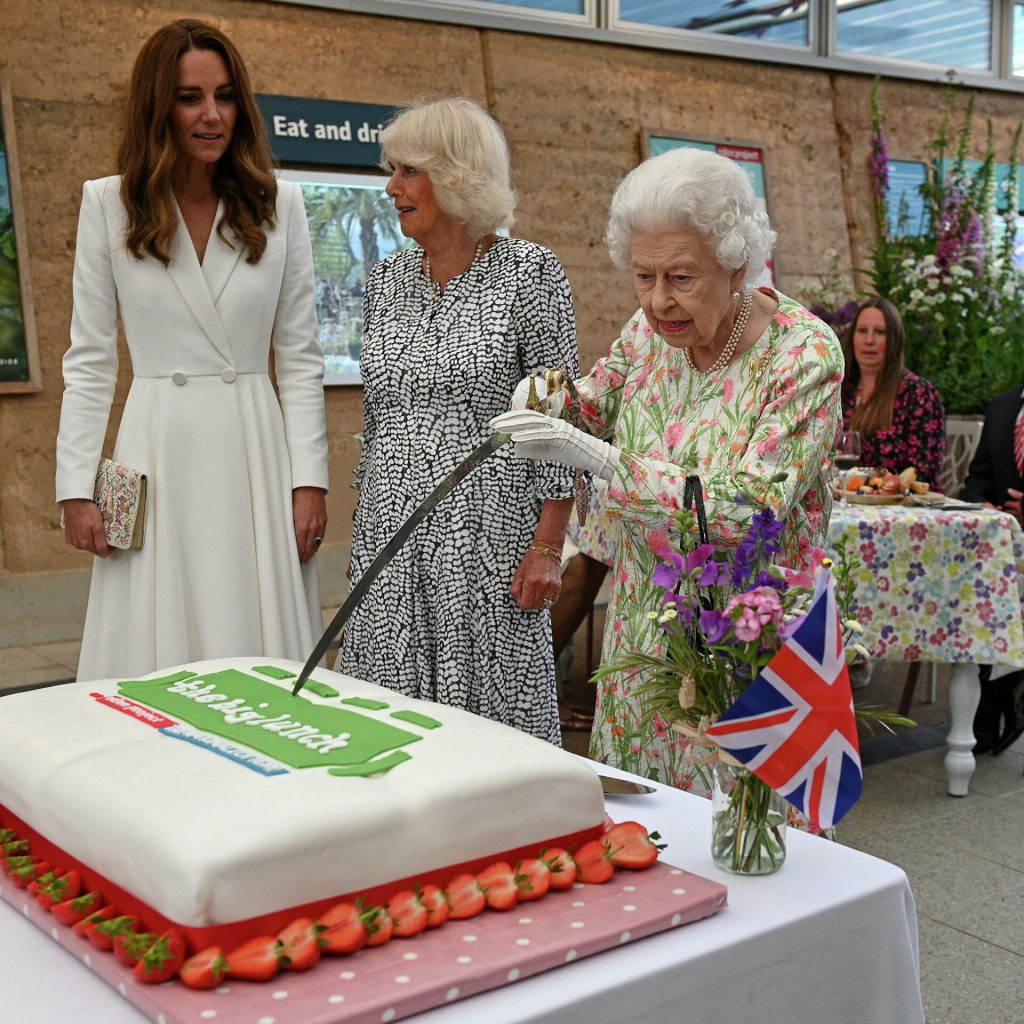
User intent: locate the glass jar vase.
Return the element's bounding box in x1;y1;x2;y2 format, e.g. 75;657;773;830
711;760;788;875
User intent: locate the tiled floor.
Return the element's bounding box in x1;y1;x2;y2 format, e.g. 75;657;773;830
3;636;1022;1023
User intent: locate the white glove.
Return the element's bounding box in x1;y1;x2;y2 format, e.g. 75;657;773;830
490;409;620;482
509;374;565;418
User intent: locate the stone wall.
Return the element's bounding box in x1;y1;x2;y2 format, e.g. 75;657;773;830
0;0;1020;640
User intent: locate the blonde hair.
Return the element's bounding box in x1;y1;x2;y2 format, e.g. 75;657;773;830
380;98;515;238
605;147;775;281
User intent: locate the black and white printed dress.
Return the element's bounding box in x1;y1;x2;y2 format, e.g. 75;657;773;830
342;237;578;744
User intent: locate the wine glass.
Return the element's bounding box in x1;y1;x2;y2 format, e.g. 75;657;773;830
832;430;862;504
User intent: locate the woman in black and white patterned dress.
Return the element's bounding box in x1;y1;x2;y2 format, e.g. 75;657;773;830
341;98;578;744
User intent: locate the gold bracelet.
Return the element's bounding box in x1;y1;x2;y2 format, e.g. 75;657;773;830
528;541;562;562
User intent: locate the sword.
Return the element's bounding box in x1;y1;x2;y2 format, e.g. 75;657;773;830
291;430;512;696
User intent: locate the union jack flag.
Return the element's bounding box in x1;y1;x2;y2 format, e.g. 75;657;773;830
705;571;863;830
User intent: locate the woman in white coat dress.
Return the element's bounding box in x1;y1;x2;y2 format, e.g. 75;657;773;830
56;19;328;681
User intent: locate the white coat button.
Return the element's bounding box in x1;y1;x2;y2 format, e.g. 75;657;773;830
171;372;186;386
221;367;237;384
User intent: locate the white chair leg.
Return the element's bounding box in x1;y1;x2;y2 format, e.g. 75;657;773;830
927;663;937;704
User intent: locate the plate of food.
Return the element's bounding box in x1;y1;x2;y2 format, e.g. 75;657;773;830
835;466;935;504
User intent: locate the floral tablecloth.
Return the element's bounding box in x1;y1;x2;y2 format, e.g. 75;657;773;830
826;504;1024;666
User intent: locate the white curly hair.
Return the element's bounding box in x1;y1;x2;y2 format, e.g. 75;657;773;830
605;147;776;282
380;97;516;239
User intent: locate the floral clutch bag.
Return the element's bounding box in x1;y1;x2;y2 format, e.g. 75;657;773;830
93;458;147;550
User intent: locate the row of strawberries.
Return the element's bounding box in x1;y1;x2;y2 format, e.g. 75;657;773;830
1;819;663;989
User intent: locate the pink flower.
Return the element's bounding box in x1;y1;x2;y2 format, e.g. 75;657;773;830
722;378;735;401
646;529;675;559
663;419;688;448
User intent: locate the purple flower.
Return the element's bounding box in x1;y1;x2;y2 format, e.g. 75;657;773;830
664;591;696;624
684;544;715;574
652;561;682;590
699;608;732;645
699;560;730;587
869;127;889;200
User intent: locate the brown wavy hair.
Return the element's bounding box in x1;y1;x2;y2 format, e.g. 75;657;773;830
841;296;907;436
117;18;277;265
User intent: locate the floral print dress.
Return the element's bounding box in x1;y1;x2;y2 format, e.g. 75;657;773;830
564;290;844;789
841;372;946;489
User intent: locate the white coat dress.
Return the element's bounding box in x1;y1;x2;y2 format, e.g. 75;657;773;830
56;176;328;682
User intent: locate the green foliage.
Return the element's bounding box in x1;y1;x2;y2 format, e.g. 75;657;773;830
867;82;1024;413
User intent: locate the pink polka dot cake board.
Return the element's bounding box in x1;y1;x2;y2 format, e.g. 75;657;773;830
1;862;726;1023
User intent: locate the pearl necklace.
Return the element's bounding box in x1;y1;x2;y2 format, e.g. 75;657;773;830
684;286;753;375
423;240;484;302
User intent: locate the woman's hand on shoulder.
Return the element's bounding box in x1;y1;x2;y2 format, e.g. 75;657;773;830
510;546;563;610
293;487;328;565
61;499;110;558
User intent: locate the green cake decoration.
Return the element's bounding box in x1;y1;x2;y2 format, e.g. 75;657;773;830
253;665;296;680
117;668;423;776
390;710;443;730
340;696;390;711
303;680;340;699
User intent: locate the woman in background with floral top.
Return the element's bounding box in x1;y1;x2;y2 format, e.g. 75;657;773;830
841;296;946;489
492;147;843;791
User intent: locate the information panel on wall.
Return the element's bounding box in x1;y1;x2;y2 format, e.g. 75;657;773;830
256;95;397;168
642;130;776;287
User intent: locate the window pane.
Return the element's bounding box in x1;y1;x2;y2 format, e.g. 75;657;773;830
471;0;584;12
837;0;991;72
1014;1;1024;75
618;0;808;47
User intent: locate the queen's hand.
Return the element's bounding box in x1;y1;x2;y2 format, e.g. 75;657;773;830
490;409;620;481
508;373;565;417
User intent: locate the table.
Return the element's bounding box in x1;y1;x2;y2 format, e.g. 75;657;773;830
826;501;1024;795
0;763;925;1024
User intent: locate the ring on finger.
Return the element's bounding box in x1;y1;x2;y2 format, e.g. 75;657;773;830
313;536;323;547
542;597;554;610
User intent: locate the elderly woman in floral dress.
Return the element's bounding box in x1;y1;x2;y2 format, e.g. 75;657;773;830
493;147;844;791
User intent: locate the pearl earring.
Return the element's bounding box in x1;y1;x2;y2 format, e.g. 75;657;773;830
731;291;740;301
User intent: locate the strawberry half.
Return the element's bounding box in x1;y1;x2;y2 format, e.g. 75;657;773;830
1;837;30;861
133;930;186;984
225;935;281;982
445;872;485;920
88;914;140;951
477;862;518;911
51;891;102;927
573;838;615;884
277;917;323;971
8;858;50;890
541;847;577;890
317;901;369;955
514;858;551;903
36;869;82;911
364;906;394;947
114;930;157;967
180;946;228;990
387;889;428;938
27;869;58;896
73;905;118;936
416;884;449;928
605;821;666;869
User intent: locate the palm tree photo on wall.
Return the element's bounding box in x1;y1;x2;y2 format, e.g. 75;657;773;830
0;66;40;393
281;170;410;385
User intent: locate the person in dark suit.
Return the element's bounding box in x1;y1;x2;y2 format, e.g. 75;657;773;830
961;384;1024;757
960;384;1024;522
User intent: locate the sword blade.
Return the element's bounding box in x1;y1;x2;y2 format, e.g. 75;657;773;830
292;432;511;696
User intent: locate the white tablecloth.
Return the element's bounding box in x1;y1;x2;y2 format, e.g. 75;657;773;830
0;763;925;1024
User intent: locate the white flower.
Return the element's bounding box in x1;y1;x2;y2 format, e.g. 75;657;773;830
926;277;940;290
843;618;865;634
909;289;925;301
